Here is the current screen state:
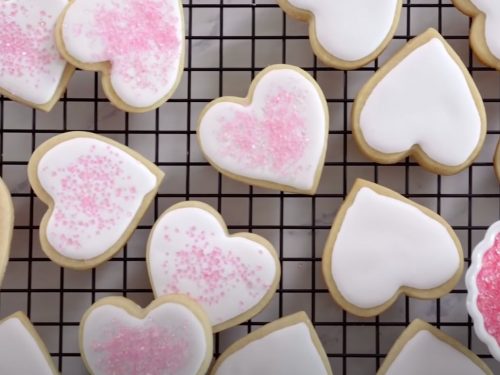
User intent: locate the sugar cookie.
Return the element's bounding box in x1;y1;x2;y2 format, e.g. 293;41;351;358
0;177;14;288
352;28;486;175
56;0;184;113
80;295;212;375
453;0;500;70
322;179;464;317
28;131;164;270
0;0;74;111
197;64;328;195
0;312;58;375
377;319;492;375
495;140;500;182
211;312;332;375
147;201;280;333
277;0;402;70
466;221;500;361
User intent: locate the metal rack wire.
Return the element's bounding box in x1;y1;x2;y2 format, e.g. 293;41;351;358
0;0;499;374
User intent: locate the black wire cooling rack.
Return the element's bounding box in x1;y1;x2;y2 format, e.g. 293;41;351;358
0;0;499;374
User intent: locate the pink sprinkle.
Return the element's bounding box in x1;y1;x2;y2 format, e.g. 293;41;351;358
476;233;500;345
46;144;139;252
217;89;309;176
73;0;181;94
92;322;189;375
161;226;269;310
0;4;62;83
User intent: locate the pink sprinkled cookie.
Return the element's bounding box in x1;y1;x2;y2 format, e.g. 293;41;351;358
0;177;14;288
56;0;184;113
466;221;500;361
197;64;328;195
28;131;164;269
0;0;74;111
0;312;58;375
80;295;213;375
147;201;280;332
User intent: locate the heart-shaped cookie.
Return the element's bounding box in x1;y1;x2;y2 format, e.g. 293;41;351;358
28;131;164;270
453;0;500;70
56;0;184;112
0;0;74;111
0;312;58;375
80;295;213;375
0;177;14;288
147;201;280;332
211;312;332;375
352;28;486;175
377;319;492;375
197;64;328;195
277;0;402;69
495;140;500;182
322;179;464;317
466;221;500;361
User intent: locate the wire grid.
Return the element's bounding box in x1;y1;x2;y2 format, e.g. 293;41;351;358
0;0;499;374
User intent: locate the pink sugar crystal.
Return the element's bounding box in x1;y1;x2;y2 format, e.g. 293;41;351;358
46;145;138;252
90;0;181;92
161;225;269;309
93;322;189;375
0;5;61;83
476;233;500;345
217;88;309;176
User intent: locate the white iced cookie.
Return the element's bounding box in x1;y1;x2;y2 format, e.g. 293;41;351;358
466;221;500;361
277;0;402;69
56;0;184;113
495;140;500;182
0;312;58;375
0;177;14;288
453;0;500;70
197;64;328;195
0;0;74;111
80;296;213;375
353;28;486;175
322;179;464;317
28;132;164;269
377;319;492;375
147;201;280;332
211;312;333;375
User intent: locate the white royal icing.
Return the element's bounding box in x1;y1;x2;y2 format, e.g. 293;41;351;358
0;315;56;375
214;322;329;375
37;137;157;260
147;205;278;327
61;0;184;108
470;0;500;59
198;67;327;192
285;0;400;62
0;0;68;105
465;221;500;361
359;37;482;167
331;186;460;309
82;303;208;375
384;330;486;375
